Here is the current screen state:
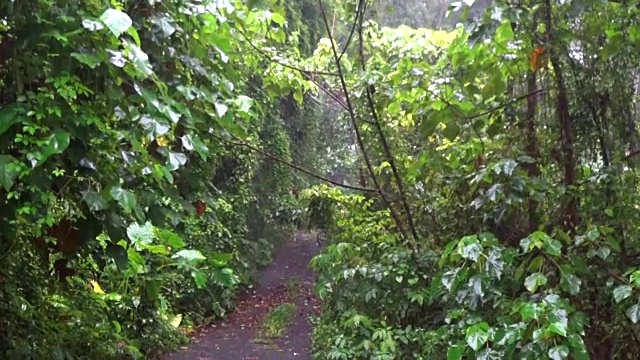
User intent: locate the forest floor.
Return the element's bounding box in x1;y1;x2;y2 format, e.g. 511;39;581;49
163;232;320;360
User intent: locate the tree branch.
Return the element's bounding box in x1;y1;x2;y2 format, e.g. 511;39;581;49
212;132;378;193
356;1;421;246
317;0;410;242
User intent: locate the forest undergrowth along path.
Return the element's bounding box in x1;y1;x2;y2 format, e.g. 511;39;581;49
163;232;320;360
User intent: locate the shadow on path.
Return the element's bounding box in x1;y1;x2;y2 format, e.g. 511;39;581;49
163;232;320;360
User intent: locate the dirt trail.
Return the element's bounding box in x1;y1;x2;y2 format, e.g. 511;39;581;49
163;232;319;360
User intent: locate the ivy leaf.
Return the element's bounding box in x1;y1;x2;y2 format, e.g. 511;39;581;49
100;8;132;37
547;321;567;337
460;243;482;262
110;186;137;213
83;190;110;212
0;155;20;191
560;273;582;295
543;238;563;256
524;272;547;293
626;304;640;323
613;285;633;303
548;345;570;360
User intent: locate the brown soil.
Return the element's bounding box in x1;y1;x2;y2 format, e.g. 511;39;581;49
162;232;320;360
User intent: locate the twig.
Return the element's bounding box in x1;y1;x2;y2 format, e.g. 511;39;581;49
356;1;421;246
212;133;378;193
317;0;410;242
238;29;340;78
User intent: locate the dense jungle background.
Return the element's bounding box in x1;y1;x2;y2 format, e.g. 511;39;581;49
1;0;640;359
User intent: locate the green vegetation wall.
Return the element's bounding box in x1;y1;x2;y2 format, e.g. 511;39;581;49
0;0;323;358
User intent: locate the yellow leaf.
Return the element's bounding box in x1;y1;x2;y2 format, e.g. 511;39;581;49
169;314;183;328
89;279;105;294
156;136;169;147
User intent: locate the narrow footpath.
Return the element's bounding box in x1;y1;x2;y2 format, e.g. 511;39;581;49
163;232;320;360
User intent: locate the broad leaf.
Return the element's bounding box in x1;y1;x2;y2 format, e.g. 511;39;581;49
613;285;633;303
100;8;132;37
110;186;137;213
524;272;547;293
0;155;20;191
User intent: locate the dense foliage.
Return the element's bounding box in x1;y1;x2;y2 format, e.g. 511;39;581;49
4;0;640;359
0;0;326;358
305;0;640;359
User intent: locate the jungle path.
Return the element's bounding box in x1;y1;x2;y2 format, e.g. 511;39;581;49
163;232;320;360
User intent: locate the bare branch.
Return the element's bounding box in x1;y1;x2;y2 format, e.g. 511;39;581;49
212;132;378;193
317;0;411;242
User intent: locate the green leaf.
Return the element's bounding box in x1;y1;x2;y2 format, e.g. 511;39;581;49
0;105;24;135
0;155;20;191
495;21;514;42
127;222;155;246
548;345;570;360
83;190;110;212
626;304;640;323
560;273;582;295
82;19;104;31
100;8;132;37
543;238;563;256
168;152;188;171
156;229;186;249
547;321;567;337
447;344;465;360
125;41;153;77
173;249;206;263
191;270;207;289
595;246;611;260
443;121;460;140
613;285;633;303
524;272;547;293
520;303;540;321
37;130;70;166
215;102;229;117
110;186;137;213
210;268;238;287
465;322;490;351
460;242;482;262
71;52;102;69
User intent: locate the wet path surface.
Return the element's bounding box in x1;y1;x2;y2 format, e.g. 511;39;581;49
163;232;319;360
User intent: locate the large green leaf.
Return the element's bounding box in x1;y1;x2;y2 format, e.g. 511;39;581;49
173;249;206;263
36;130;70;166
100;8;132;37
110;186;137;213
0;105;24;136
0;155;20;191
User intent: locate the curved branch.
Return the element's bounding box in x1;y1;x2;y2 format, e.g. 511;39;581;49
212;133;378;193
317;0;410;242
357;2;421;246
